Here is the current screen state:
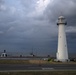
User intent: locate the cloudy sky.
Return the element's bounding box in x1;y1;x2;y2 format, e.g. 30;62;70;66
0;0;76;56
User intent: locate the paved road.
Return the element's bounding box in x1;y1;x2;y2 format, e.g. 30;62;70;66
0;64;76;71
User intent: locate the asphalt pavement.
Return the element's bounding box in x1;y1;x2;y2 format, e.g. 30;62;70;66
0;64;76;72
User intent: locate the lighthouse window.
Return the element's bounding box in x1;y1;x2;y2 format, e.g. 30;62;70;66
60;36;61;38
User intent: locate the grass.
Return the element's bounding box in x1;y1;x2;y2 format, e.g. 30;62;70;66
0;59;49;64
0;59;76;64
0;71;76;75
0;60;30;64
0;59;47;65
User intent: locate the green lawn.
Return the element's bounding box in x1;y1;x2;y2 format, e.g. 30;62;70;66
0;71;76;75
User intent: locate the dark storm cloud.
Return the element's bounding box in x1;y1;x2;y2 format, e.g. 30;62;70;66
0;0;4;5
44;0;76;26
21;0;76;55
0;0;5;11
0;0;76;56
44;0;76;55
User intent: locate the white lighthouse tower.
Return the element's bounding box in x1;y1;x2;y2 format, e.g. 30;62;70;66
56;16;69;62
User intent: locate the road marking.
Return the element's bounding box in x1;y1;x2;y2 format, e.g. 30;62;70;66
42;68;54;70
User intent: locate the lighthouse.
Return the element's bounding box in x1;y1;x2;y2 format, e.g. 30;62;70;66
56;16;69;62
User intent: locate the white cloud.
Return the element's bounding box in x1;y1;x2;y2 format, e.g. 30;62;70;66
0;5;6;11
35;0;52;15
10;7;16;14
67;26;76;33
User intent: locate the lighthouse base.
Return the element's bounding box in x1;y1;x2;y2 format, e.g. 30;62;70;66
54;59;70;62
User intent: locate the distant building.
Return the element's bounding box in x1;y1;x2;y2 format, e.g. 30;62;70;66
1;50;7;57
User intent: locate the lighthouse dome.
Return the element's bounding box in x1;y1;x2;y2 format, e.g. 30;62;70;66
57;16;67;25
58;16;65;19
